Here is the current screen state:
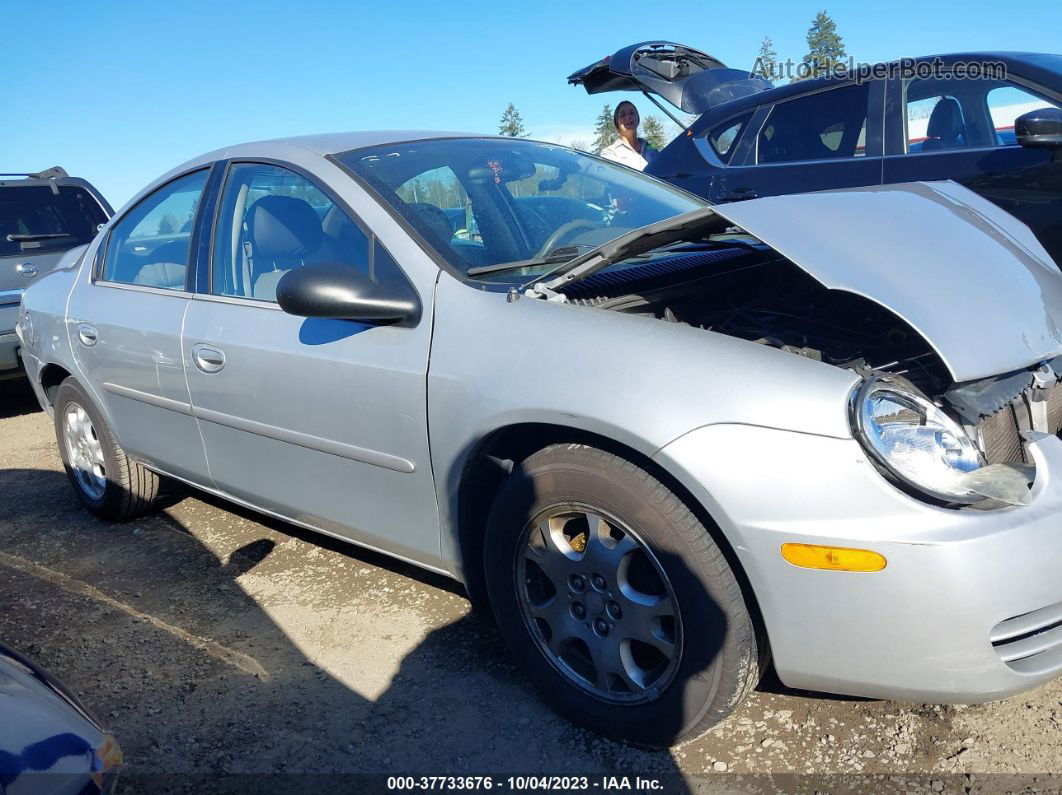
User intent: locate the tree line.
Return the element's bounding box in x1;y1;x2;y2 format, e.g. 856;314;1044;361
497;10;849;154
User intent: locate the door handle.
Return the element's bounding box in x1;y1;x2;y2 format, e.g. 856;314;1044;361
77;323;98;347
192;343;226;373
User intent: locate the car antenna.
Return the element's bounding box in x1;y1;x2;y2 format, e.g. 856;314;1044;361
641;91;688;131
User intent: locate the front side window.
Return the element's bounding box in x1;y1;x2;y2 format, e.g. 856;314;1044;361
101;170;207;290
905;77;1061;152
757;82;870;163
335;138;702;281
1;185;107;259
212;163;383;303
987;85;1060;146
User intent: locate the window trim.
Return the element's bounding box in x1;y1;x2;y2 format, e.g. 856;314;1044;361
92;167;212;295
205;157;416;309
752;80;879;166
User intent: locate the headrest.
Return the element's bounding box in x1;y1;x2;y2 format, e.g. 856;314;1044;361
248;195;323;261
406;202;453;243
927;97;964;140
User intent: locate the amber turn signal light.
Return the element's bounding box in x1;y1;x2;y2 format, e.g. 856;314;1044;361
781;543;887;572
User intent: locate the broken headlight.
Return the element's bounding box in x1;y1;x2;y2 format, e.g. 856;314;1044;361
852;379;985;504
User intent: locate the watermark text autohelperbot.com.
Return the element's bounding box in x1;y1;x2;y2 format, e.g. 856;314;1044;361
752;56;1008;84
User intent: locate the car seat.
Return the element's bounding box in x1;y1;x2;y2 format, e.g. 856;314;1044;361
133;240;189;289
921;97;966;151
406;202;454;246
246;195;332;301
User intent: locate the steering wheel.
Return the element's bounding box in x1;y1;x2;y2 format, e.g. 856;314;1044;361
533;219;597;260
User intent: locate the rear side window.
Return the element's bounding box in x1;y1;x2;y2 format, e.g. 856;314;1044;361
101;170;207;290
0;185;107;258
707;114;752;160
757;83;870;163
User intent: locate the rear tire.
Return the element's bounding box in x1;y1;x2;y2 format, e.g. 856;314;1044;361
483;443;759;747
53;378;160;520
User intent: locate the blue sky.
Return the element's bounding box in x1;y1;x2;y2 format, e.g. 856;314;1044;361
3;0;1059;209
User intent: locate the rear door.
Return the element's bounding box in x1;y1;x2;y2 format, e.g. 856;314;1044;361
67;168;214;483
706;80;884;203
0;181;108;370
182;160;442;567
883;72;1062;259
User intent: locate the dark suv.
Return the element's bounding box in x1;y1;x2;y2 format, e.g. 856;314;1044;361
1;167;111;378
570;43;1062;262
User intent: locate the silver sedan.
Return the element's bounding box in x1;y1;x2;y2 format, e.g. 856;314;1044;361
16;132;1062;746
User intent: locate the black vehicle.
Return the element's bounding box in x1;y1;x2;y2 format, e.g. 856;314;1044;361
0;167;111;379
570;43;1062;260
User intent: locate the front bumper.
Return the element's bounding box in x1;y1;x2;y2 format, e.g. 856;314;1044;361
654;423;1062;703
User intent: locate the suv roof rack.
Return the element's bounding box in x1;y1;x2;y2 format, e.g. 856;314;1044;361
0;167;70;179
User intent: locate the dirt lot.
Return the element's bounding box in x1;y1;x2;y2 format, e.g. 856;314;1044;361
1;379;1060;792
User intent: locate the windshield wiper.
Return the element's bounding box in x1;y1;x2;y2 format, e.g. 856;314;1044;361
466;244;593;277
6;232;72;242
519;207;726;296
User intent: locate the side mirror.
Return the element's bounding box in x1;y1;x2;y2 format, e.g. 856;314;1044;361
276;264;420;325
1015;107;1062;149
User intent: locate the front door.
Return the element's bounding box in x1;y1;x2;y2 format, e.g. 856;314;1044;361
883;73;1062;260
182;161;441;566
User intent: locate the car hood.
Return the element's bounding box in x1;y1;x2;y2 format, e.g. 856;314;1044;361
543;181;1062;383
568;41;771;114
713;181;1062;382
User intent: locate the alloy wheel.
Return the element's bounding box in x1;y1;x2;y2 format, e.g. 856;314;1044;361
515;505;683;704
62;402;106;500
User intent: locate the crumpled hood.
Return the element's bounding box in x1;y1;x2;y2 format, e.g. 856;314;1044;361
712;181;1062;383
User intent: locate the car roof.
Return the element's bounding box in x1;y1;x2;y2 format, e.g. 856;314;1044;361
190;130;486;163
116;131;530;218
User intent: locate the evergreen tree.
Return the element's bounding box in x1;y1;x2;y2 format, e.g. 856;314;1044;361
642;115;668;151
797;10;847;81
753;36;778;82
498;103;528;137
592;105;617;153
156;214;178;235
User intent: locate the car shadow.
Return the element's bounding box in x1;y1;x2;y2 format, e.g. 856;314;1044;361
0;378;42;419
0;467;713;792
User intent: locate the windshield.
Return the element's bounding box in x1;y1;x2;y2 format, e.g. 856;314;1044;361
335;139;704;282
0;184;107;258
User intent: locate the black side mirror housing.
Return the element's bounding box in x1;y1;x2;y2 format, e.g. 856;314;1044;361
1015;107;1062;149
276;264;420;325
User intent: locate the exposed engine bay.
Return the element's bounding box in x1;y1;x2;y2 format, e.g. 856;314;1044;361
558;241;1062;475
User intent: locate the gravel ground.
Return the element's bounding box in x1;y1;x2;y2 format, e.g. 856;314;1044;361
1;378;1060;792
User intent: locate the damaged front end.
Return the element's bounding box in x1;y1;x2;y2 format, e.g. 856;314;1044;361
535;181;1062;509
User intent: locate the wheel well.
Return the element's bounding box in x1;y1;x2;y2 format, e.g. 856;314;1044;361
38;364;72;406
456;423;768;657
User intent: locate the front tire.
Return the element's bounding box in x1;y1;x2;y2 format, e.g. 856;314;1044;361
53;378;160;520
483;444;759;747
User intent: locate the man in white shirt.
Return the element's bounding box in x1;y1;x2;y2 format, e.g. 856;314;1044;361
599;101;658;171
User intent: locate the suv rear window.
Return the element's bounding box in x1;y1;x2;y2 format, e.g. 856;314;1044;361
0;185;107;258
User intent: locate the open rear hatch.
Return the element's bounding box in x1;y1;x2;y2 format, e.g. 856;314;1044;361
568;41;771;117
